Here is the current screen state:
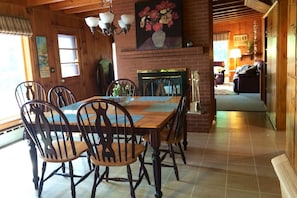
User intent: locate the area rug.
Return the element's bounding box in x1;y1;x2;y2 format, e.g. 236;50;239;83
214;83;236;95
215;88;236;95
215;93;266;112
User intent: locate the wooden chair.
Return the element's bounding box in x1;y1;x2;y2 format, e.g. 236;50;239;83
76;98;150;198
48;85;81;138
20;100;92;198
142;94;188;180
48;85;77;108
143;78;178;96
15;81;47;141
48;85;91;168
106;78;138;96
15;81;46;108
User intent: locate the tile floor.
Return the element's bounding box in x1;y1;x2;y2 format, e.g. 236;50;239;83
0;111;285;198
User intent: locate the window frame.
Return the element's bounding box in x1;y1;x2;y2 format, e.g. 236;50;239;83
57;33;81;78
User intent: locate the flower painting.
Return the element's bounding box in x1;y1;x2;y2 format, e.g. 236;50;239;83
135;0;182;50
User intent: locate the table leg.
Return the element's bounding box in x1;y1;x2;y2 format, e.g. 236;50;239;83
26;131;39;189
150;130;162;198
152;147;162;198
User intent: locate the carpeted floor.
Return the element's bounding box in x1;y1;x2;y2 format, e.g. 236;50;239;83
215;83;266;111
215;93;266;111
214;83;235;95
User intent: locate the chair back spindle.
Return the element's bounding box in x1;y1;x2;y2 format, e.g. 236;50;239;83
15;81;46;108
77;99;137;164
166;95;188;142
21;100;78;160
48;85;77;108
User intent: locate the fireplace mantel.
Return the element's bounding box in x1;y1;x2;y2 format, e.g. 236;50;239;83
119;46;204;59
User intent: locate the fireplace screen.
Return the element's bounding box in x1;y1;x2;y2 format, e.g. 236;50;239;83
137;68;188;96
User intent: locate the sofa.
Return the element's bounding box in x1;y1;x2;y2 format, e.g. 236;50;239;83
233;62;262;93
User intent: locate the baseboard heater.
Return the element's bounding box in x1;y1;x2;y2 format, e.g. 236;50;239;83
0;125;24;148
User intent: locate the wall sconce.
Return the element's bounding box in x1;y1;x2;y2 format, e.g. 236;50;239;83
85;7;134;36
230;48;242;68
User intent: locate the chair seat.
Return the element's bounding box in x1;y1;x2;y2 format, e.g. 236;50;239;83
41;141;88;163
91;143;145;166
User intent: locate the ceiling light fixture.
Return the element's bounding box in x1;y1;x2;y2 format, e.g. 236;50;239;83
84;0;134;36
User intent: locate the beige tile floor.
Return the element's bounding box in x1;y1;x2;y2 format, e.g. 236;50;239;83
0;111;285;198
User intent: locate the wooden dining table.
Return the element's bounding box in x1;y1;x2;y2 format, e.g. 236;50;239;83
27;95;185;198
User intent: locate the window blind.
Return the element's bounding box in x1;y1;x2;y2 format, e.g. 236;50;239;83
0;16;33;36
213;31;230;41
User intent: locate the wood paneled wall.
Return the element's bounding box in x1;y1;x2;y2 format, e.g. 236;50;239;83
286;0;297;170
213;16;264;67
0;2;112;101
266;1;287;131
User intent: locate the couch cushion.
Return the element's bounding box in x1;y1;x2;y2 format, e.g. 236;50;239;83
236;64;251;74
244;65;258;75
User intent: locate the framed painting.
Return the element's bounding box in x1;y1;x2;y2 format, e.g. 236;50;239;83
135;0;182;50
233;34;248;47
36;36;50;78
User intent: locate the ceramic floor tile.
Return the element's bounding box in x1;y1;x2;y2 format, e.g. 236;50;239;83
0;111;286;198
227;173;260;192
226;188;260;198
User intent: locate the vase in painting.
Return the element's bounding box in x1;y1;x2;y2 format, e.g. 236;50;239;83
152;29;166;48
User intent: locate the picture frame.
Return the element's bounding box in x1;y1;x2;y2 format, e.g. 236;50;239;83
135;0;182;50
233;34;248;47
36;36;50;78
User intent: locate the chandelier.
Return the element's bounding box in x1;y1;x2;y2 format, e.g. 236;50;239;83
85;1;134;36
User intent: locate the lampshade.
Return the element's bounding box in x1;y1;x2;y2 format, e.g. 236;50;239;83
230;48;242;58
99;11;114;24
118;20;126;29
85;17;99;28
120;14;134;25
98;20;107;29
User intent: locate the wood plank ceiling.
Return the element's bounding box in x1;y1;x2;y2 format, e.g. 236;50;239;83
24;0;273;23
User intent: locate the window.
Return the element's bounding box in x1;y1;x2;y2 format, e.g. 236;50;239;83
57;34;80;78
0;34;28;123
213;40;228;64
213;32;230;72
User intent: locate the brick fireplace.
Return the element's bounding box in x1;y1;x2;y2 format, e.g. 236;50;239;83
112;0;214;133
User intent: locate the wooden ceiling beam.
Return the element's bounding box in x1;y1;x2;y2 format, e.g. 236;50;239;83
213;4;246;12
76;8;110;18
213;12;262;21
213;0;244;7
49;0;104;11
26;0;66;7
63;4;107;14
213;7;256;15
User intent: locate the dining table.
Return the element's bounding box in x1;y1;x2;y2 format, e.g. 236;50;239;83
26;95;186;198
